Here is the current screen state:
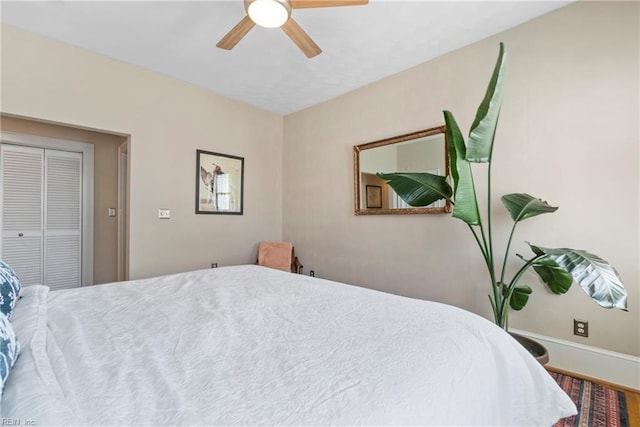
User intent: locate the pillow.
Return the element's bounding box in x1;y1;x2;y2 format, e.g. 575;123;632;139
0;312;19;393
0;261;21;320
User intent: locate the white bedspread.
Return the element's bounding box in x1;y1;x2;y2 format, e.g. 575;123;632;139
3;265;576;425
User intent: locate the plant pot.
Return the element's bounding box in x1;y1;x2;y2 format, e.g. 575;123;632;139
509;332;549;365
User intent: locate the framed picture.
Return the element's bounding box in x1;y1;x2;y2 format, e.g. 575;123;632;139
196;150;244;215
366;185;382;208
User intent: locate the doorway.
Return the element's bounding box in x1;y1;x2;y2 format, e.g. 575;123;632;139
0;116;129;286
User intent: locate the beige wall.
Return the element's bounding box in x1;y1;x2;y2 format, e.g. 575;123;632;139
1;23;284;279
283;1;639;356
0;115;124;285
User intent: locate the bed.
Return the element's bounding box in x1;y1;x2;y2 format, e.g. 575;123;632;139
2;265;576;425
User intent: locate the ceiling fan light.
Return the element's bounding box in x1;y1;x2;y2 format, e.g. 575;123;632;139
246;0;290;28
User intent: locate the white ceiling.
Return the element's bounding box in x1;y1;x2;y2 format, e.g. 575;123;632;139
1;0;572;115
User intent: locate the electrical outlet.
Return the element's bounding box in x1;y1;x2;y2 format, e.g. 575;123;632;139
108;208;116;217
574;319;589;337
158;209;170;219
211;263;218;268
309;270;315;277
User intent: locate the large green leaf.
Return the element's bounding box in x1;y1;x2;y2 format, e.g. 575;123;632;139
529;244;628;310
501;193;558;223
531;257;573;295
466;42;507;163
376;172;452;207
509;285;532;311
443;111;481;225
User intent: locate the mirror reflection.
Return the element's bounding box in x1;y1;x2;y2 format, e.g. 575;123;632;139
354;125;451;215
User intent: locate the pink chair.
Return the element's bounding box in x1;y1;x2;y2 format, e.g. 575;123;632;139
257;242;303;274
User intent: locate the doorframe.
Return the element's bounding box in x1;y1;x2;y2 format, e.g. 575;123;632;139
117;139;129;281
0;131;94;286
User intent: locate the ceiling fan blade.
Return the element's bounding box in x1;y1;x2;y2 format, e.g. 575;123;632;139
281;18;322;58
216;16;255;50
291;0;368;8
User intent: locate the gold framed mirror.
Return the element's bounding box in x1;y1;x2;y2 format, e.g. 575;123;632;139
354;125;451;215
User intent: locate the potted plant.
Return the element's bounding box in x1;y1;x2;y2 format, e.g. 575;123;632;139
377;43;628;362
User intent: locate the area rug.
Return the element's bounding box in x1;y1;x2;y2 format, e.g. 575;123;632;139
550;371;629;427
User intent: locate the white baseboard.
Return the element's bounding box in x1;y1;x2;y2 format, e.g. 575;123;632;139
510;328;640;391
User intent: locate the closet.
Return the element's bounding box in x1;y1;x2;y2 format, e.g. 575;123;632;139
0;143;84;290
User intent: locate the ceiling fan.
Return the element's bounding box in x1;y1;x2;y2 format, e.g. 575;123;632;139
216;0;369;58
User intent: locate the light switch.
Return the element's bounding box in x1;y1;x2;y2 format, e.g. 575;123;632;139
158;209;170;219
108;208;116;217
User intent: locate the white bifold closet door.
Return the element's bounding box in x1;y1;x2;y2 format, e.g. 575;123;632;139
0;144;82;290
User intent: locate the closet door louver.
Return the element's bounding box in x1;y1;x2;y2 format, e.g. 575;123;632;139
0;145;44;286
44;150;82;290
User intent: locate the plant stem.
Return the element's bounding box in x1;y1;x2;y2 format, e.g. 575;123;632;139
500;221;519;284
467;224;488;261
503;308;509;330
485;149;500;325
459;147;501;326
487;149;495;282
499;254;545;324
467;222;501;325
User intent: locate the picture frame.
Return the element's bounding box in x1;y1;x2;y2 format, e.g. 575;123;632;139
196;149;244;215
366;185;382;209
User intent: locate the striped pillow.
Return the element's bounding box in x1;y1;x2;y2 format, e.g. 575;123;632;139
0;261;21;320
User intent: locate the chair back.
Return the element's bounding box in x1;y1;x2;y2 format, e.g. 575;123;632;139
257;242;295;272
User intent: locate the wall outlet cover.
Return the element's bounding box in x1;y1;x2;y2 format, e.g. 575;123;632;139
573;319;589;337
158;209;170;219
